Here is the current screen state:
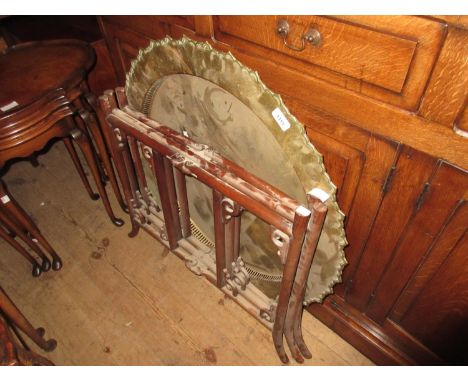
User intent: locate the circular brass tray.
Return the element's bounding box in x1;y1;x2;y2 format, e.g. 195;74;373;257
125;36;347;304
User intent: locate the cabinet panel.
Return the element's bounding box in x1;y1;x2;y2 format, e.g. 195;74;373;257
400;230;468;364
391;200;468;322
419;27;468;128
366;162;468;322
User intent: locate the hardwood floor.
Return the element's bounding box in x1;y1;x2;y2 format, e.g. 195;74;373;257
0;141;373;366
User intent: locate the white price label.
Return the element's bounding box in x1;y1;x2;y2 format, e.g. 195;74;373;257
0;101;19;112
1;195;11;204
272;107;291;132
308;188;330;203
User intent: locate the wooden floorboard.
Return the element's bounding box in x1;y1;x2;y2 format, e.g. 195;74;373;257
0;142;373;366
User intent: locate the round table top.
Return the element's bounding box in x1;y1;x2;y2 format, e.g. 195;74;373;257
0;39;95;113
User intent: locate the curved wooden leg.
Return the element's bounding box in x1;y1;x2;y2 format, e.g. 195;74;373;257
80;91;128;213
0;286;57;352
0;183;62;271
63;136;100;201
110;133;140;237
0;223;42;277
71;118;124;227
82;102;128;213
293;301;312;359
0;212;51;272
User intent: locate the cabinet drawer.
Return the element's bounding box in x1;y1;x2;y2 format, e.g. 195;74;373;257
214;16;445;109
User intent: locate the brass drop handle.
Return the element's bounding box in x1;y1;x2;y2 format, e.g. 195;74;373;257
276;19;322;51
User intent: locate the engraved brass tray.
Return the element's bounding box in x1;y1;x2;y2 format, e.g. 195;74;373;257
125;36;347;305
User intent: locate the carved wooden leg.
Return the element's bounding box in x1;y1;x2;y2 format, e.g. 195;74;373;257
272;207;310;364
0;210;51;272
70;117;124;227
0;286;56;352
0;223;42;277
213;190;226;288
63;136;99;201
151;151;182;249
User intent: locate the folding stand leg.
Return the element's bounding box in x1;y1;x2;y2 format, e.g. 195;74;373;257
285;197;328;362
151;151;182;249
272;207;310;364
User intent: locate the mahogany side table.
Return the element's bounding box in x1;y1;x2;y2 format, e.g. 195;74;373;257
0;39;124;275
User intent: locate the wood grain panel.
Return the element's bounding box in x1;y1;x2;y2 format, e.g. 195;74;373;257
399;232;468;364
194;16;213;37
432;15;468;30
345;147;437;310
391;200;468;322
366;162;468;323
217;16;416;93
419;27;468;128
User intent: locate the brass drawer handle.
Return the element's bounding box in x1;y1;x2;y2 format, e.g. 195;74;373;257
276;19;322;52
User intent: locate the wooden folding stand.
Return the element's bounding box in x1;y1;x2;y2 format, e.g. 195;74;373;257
99;88;329;364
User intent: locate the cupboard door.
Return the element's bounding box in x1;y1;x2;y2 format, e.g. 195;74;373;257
345;147;437;310
400;226;467;364
366;162;468;324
